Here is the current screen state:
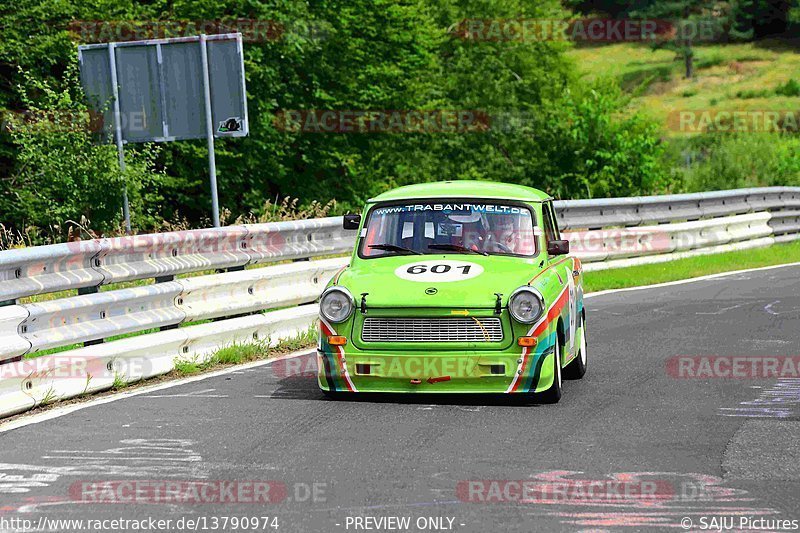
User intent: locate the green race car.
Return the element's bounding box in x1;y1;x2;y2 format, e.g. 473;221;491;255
317;181;586;402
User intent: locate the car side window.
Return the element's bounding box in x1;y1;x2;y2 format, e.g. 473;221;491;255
546;201;561;240
542;202;557;245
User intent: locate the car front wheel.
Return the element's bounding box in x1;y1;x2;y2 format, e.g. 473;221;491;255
536;335;563;404
563;313;587;380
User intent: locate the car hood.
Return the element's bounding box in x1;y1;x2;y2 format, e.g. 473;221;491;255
335;254;543;309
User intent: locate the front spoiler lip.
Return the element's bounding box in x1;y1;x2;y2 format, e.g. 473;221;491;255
315;347;556;394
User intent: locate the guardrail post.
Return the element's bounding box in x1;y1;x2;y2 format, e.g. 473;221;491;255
155;275;180;331
77;286;104;346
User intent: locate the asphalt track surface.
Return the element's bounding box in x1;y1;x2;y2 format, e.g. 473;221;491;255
1;265;799;533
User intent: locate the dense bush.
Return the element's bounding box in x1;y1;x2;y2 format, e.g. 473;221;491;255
1;65;163;241
664;133;800;192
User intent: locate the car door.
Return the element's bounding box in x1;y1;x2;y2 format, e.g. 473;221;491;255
542;201;577;359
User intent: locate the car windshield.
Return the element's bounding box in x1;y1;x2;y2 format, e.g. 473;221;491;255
360;200;537;258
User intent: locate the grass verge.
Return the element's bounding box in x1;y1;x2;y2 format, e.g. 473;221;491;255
166;327;316;377
584;240;800;293
567;42;800;131
173;342;272;376
0;329;319;424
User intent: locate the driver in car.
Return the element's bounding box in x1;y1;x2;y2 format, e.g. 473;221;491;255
446;212;485;252
484;214;519;254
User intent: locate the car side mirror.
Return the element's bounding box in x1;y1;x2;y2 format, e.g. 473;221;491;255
547;239;569;256
343;214;361;230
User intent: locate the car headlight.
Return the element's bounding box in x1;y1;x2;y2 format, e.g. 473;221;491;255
508;287;545;324
320;287;355;323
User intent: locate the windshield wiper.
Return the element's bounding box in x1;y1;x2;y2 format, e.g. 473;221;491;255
427;244;488;256
368;243;422;255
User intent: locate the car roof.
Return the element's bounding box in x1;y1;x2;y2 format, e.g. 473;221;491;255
368;180;553;203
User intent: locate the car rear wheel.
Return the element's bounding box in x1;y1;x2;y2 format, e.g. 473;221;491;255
536;335;563;404
563;313;587;380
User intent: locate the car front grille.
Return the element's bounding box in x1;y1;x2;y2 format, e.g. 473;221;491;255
361;317;504;343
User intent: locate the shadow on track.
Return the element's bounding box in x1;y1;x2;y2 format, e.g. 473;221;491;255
270;374;552;407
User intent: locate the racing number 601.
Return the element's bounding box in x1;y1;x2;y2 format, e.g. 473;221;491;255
394;260;483;282
407;264;471;275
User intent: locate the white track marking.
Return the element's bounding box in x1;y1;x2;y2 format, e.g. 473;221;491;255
0;349;313;434
585;261;800;299
696;303;748;315
143;388;228;398
0;439;203;496
762;300;799;316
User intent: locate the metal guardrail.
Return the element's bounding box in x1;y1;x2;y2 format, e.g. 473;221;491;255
554;186;800;229
0;306;318;418
0;218;352;303
572;212;777;272
0;257;347;361
1;186;799;419
4;188;799;304
565;212;773;264
770;209;800;241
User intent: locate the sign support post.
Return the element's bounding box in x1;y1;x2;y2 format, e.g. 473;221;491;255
199;34;221;228
80;33;247;232
107;42;132;234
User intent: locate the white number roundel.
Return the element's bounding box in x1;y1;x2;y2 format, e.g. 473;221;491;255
394;260;484;282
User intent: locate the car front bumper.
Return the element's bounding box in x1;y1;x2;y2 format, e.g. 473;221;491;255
316;340;557;394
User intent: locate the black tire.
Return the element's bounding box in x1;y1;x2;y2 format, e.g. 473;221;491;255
563;313;587;380
536;334;563;404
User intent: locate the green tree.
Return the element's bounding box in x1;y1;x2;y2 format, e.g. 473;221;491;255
2;64;163;240
731;0;798;39
0;0;669;241
562;0;639;18
631;1;725;79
